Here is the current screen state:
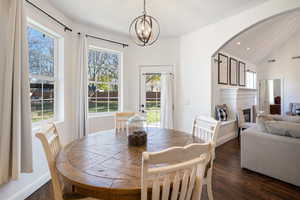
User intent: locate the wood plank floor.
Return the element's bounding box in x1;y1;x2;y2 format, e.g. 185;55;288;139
26;139;300;200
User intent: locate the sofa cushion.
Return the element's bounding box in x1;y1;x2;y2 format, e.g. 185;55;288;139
283;115;300;123
264;121;300;138
256;115;274;132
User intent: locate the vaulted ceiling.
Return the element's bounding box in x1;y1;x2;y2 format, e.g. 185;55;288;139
222;9;300;65
48;0;267;37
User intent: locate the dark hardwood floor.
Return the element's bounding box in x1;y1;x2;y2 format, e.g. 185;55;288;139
26;139;300;200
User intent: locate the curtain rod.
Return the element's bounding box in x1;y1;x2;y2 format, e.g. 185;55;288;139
78;33;129;48
25;0;72;32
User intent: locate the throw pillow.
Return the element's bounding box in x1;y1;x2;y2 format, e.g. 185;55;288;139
264;121;300;138
217;108;228;121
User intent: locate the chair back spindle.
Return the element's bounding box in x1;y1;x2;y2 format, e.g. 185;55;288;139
192;116;221;146
115;112;136;131
36;123;63;200
142;143;212;200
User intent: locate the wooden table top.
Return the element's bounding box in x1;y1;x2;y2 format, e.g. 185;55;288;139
56;128;202;200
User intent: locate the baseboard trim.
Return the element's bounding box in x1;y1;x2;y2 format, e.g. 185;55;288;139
217;131;237;146
7;172;51;200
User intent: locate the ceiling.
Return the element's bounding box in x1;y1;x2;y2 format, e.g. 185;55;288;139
48;0;267;37
222;9;300;65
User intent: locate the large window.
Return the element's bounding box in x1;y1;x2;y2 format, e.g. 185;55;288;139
88;48;121;114
246;70;257;89
27;25;57;123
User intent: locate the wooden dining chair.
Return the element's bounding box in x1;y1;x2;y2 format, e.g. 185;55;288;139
115;112;136;131
192;116;221;200
141;143;212;200
36;123;97;200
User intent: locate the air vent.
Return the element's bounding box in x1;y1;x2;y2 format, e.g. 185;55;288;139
292;56;300;60
268;59;276;63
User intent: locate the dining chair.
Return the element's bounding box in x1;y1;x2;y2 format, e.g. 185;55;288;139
192;116;221;200
115;112;136;131
36;123;97;200
141;143;212;200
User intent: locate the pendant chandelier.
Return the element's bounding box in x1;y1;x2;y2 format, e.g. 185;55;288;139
129;0;160;46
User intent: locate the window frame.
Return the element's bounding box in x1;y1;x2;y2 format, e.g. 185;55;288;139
88;46;122;117
27;22;59;126
246;70;257;89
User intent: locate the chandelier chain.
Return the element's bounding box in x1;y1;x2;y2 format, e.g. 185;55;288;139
143;0;146;14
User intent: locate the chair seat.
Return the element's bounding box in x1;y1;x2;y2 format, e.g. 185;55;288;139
63;193;99;200
240;122;255;129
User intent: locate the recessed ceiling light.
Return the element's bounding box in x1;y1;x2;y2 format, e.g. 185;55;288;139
246;47;251;51
237;42;241;45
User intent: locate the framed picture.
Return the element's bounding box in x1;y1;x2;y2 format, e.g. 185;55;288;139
218;53;228;85
238;61;246;86
229;58;238;86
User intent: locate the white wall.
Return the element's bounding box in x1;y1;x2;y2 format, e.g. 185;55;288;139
257;29;300;113
176;0;300;133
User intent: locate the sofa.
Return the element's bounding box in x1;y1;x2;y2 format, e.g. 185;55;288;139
241;115;300;187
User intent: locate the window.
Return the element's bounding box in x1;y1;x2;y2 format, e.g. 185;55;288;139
88;48;121;114
27;25;57;123
246;71;257;89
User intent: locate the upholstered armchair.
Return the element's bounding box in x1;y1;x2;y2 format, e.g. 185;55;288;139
286;103;300;116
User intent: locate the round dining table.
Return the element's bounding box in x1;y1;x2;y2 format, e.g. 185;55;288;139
56;128;202;200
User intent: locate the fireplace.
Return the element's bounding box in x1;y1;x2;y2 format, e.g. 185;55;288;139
243;108;251;123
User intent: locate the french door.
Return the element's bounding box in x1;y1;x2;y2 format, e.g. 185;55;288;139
139;66;173;127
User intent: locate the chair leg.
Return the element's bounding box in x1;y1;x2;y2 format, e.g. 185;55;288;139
207;169;214;200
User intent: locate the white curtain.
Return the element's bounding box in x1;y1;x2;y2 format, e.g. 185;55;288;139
160;73;174;129
74;33;88;139
0;0;33;184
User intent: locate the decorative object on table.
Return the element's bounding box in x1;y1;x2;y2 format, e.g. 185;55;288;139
229;57;238;86
238;61;246;86
129;0;160;46
215;104;228;121
218;53;229;85
127;114;147;146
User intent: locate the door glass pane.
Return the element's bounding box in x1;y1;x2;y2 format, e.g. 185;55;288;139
145;74;161;127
